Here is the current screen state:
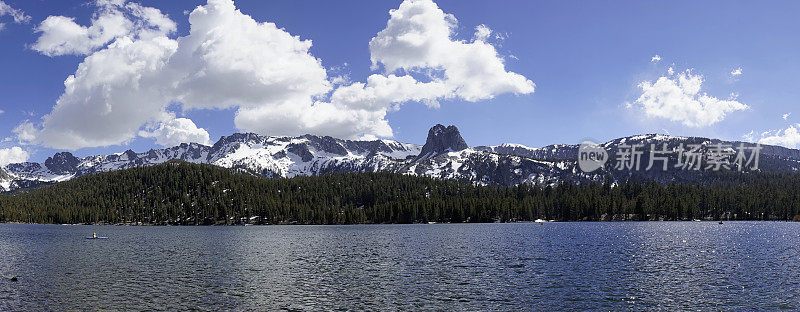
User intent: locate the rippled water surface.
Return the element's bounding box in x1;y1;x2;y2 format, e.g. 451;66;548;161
1;222;800;311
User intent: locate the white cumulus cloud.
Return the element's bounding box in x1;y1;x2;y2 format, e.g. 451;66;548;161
0;146;29;166
782;113;791;121
168;0;330;111
32;0;176;57
730;67;742;77
167;0;398;139
758;124;800;149
635;69;748;127
139;113;210;147
24;35;178;149
368;0;534;102
21;0;535;149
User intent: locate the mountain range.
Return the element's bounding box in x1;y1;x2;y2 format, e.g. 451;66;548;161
2;124;800;192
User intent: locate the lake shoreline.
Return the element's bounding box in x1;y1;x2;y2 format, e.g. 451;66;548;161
3;219;798;226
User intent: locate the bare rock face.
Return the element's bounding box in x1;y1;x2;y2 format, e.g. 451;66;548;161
417;124;469;160
44;152;81;175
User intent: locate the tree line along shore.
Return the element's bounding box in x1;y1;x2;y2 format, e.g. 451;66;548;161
2;160;800;225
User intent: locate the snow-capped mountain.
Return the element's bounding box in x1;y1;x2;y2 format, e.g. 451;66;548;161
0;133;423;192
476;133;800;184
2;125;800;192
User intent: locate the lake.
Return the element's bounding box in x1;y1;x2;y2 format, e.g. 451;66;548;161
1;222;799;311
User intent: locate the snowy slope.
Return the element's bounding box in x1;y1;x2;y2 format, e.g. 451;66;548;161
3;129;800;192
1;133;423;191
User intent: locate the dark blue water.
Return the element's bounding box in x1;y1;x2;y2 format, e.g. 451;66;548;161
1;222;799;311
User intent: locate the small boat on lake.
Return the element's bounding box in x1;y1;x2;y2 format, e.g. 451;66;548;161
85;232;108;239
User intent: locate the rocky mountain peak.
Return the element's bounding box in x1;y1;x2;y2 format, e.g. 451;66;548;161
44;152;81;175
111;149;139;163
417;124;469;159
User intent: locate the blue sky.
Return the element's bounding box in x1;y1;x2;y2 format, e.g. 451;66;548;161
1;0;799;164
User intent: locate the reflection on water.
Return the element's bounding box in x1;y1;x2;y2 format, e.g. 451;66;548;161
1;222;799;311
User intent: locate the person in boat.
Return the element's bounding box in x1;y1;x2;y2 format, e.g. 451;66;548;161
93;232;97;239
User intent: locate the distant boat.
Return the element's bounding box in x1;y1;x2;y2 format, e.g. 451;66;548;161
85;233;108;239
535;219;547;223
693;219;701;222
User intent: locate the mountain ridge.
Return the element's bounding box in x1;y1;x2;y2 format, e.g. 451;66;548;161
2;126;800;192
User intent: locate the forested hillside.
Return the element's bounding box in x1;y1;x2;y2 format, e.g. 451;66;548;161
1;160;799;225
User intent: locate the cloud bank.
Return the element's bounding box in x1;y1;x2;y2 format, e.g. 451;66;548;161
20;0;535;149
